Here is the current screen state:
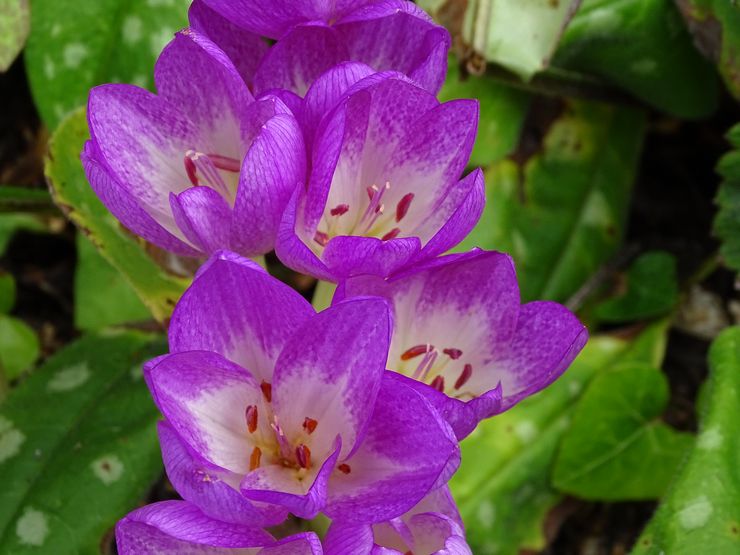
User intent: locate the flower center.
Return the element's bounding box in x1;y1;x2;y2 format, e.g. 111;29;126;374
397;344;473;399
183;150;240;205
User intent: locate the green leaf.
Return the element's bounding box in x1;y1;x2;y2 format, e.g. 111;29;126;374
633;326;740;555
553;363;693;500
47;108;189;323
438;60;531;167
74;234;151;330
452;320;669;555
714;123;740;272
463;99;645;303
554;0;719;119
0;331;165;554
593;251;679;323
0;0;29;72
0;213;44;257
0;316;39;381
0;186;53;213
0;271;15;314
25;0;189;128
457;0;580;80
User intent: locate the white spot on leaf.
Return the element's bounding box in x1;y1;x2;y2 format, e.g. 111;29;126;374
63;43;89;68
150;28;174;57
122;16;143;45
16;508;49;546
514;420;537;442
477;500;495;528
91;454;124;485
678;495;713;530
47;363;90;392
0;416;25;463
697;427;723;451
147;0;175;6
43;57;55;79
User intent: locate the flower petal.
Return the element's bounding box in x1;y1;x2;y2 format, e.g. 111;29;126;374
158;421;287;527
145;350;260;474
261;533;325;555
326;372;460;524
323;523;375;555
115;500;273;554
322;236;422;280
169;187;231;255
168;251;314;382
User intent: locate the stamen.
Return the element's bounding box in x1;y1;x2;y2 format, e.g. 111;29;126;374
245;405;258;433
271;416;292;460
295;444;311;469
430;375;445;392
360;182;390;232
184;155;198;186
455;364;473;390
207;153;241;173
381;227;401;241
249;446;262;471
395;193;414;222
303;417;318;434
330;204;349;216
184;150;231;198
314;231;330;247
260;381;272;403
443;348;463;360
366;185;376;200
412;349;438;381
338;463;351;474
401;344;434;361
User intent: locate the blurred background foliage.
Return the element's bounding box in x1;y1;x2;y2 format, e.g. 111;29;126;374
1;0;740;553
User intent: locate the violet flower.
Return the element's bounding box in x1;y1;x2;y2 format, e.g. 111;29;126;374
83;28;305;258
145;252;459;524
324;486;471;554
202;0;450;95
276;73;484;282
336;249;589;439
116;500;322;554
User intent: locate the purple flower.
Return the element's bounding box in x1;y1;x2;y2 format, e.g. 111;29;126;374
83;28;305;258
324;486;471;554
276;73;484;282
116;500;322;554
146;252;459;524
201;0;450;95
336;249;589;439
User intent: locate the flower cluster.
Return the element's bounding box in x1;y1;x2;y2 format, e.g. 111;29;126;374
85;1;589;553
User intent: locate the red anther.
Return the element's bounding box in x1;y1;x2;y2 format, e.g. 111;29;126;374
245;405;258;433
207;154;241;173
250;446;262;471
381;228;401;241
455;364;473;390
314;231;330;247
303;417;318;434
184;156;199;186
443;348;463;360
295;444;311;469
366;186;375;200
374;203;384;214
401;344;433;361
430;375;445;392
330;204;349;216
395;193;414;222
337;463;351;474
260;381;272;403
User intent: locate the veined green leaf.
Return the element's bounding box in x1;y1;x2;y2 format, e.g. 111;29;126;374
0;0;29;72
714;123;740;272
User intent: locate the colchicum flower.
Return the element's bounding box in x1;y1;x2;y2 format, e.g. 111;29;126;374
84;28;305;258
116;501;323;554
325;486;471;554
276;72;484;282
201;0;450;95
336;249;589;439
145;252;460;524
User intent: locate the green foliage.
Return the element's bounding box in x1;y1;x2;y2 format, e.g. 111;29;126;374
47;108;189;323
0;213;44;256
0;0;29;71
555;0;719;119
0;186;52;212
0;271;14;314
594;251;679;323
452;321;669;555
24;0;189;128
714;123;740;272
463;99;645;303
0;272;38;382
0;332;165;554
633;327;740;555
553;363;693;500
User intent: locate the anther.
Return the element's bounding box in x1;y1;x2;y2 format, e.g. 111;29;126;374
249;446;262;471
207;154;240;173
260;381;272;403
303;417;318;434
396;193;414;222
381;227;401;241
245;405;258;433
337;463;351;474
295;444;311;469
314;231;330;247
443;348;463;360
401;344;434;361
330;204;349;216
430;375;445;392
455;364;473;390
184;155;199;186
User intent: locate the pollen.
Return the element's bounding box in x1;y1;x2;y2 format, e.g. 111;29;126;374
455;364;473;390
295;444;311;469
303;417;318;434
330;204;349;216
249;447;262;471
338;463;351;474
381;227;401;241
260;381;272;403
395;193;414;222
245;405;258;433
443;348;463;360
314;230;330;247
430;375;445;392
401;344;433;361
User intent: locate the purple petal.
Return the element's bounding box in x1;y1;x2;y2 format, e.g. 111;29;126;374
169;187;231;255
322;236;422;280
188;0;269;87
326;372;460;524
81;141;199;256
261;533;325;555
168;252;314;382
115;501;273;554
157;421;287;526
324;523;375;554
